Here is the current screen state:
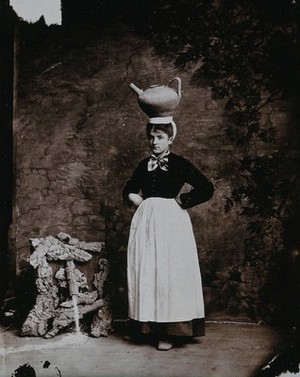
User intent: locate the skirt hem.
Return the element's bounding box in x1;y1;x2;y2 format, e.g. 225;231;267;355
128;318;205;337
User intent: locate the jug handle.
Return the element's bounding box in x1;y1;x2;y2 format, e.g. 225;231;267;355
168;77;181;98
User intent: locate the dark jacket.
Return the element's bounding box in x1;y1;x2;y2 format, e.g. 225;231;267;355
123;152;214;209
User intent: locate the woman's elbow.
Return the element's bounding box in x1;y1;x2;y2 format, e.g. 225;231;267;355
206;181;214;201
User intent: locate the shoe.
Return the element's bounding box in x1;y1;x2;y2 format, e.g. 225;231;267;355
157;339;173;351
123;334;132;341
123;334;143;344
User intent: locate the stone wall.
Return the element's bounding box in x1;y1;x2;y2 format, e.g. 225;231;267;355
12;23;294;323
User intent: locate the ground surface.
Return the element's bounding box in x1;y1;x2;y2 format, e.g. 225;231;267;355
0;322;282;377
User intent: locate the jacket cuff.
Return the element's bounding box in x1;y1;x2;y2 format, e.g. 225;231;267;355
179;193;192;209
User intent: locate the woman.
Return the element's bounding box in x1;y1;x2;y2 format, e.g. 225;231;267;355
123;119;214;350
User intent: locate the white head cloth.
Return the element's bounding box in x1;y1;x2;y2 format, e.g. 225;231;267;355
149;116;177;139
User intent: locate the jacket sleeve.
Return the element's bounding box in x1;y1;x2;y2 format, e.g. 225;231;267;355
179;158;214;209
122;162;144;207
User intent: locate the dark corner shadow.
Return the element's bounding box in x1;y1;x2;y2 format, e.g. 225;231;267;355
252;340;300;377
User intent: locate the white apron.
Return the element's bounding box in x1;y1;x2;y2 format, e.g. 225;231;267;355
127;197;205;322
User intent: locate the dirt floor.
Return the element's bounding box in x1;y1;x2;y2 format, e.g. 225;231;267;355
0;321;283;377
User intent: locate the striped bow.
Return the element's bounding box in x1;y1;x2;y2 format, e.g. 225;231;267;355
147;153;169;172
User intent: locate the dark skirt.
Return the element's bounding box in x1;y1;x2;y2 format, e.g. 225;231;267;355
128;318;205;338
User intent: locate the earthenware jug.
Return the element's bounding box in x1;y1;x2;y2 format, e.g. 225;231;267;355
129;77;181;117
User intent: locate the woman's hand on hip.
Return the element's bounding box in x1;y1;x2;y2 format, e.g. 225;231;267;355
128;193;143;207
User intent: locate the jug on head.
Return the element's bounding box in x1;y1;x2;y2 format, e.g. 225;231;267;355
129;77;181;118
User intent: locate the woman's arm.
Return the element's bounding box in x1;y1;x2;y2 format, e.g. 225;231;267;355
179;158;214;209
122;162;144;207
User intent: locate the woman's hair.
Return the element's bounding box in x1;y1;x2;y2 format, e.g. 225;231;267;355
146;123;173;138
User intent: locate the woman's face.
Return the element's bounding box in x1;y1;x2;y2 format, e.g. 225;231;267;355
148;129;173;156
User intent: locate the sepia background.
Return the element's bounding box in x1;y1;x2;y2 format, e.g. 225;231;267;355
1;0;300;344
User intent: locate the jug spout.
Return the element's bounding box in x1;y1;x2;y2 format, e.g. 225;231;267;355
129;83;143;96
